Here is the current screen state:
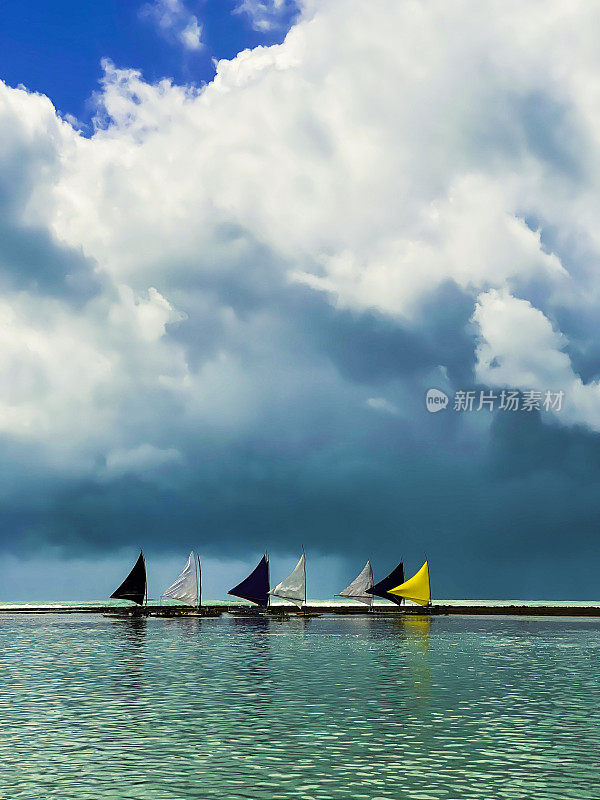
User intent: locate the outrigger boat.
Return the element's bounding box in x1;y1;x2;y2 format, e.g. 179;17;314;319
105;550;148;616
228;554;289;616
363;559;431;609
365;560;405;608
269;550;321;617
388;561;431;607
336;560;374;608
151;551;220;617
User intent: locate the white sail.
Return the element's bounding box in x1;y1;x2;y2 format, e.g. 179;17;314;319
161;552;199;606
337;560;373;605
269;553;305;608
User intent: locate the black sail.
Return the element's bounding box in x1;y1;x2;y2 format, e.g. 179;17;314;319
366;561;405;606
110;551;147;606
228;555;270;606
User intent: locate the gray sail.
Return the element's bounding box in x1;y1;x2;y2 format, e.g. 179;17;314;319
336;560;374;605
269;553;305;608
161;551;199;606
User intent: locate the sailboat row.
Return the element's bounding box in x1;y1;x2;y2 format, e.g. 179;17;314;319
228;554;430;609
337;559;431;607
110;550;201;610
229;552;308;608
109;550;431;611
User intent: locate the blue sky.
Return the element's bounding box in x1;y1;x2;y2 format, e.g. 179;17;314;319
1;0;600;601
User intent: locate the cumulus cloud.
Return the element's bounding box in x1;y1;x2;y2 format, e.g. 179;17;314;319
3;0;600;594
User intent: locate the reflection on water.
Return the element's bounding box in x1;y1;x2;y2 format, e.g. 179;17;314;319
0;613;599;799
106;615;147;693
107;613;147;644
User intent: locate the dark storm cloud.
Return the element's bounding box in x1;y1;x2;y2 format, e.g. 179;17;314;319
2;383;599;599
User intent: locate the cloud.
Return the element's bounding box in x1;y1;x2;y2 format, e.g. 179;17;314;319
140;0;204;51
3;0;600;596
367;397;399;415
233;0;301;32
474;289;600;430
104;444;184;478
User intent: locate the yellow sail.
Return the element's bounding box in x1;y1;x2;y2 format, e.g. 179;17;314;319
389;561;430;606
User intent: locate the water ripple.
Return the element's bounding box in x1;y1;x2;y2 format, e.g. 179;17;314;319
0;614;598;798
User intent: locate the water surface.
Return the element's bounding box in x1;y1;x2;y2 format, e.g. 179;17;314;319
1;613;598;799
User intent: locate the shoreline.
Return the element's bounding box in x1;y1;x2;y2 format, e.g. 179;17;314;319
0;602;600;617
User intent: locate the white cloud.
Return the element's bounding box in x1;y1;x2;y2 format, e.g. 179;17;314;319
140;0;203;51
48;0;596;323
180;18;203;50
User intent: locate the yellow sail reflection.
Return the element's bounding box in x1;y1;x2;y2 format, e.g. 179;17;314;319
389;561;430;606
402;615;431;637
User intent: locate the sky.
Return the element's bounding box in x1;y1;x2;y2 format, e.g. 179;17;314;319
1;0;600;601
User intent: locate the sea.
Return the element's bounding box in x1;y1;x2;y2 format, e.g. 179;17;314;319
1;609;599;799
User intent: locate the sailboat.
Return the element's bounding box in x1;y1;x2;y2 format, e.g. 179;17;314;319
269;551;305;608
366;561;406;606
162;551;201;608
108;550;147;615
336;561;374;607
148;551;206;616
228;554;271;611
388;561;431;607
269;551;320;616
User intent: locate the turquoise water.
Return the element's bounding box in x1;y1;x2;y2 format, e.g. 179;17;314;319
1;613;599;799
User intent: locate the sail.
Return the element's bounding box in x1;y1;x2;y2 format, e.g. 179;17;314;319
161;551;199;606
110;550;146;606
228;555;270;606
366;561;405;605
269;553;305;608
389;561;430;607
336;561;374;605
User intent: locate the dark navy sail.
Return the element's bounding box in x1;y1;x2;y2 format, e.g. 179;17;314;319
366;561;405;605
110;551;147;606
228;555;270;606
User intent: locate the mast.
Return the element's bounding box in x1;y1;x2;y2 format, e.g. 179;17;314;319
303;545;306;609
266;551;270;609
427;555;431;607
196;552;201;610
401;554;405;606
